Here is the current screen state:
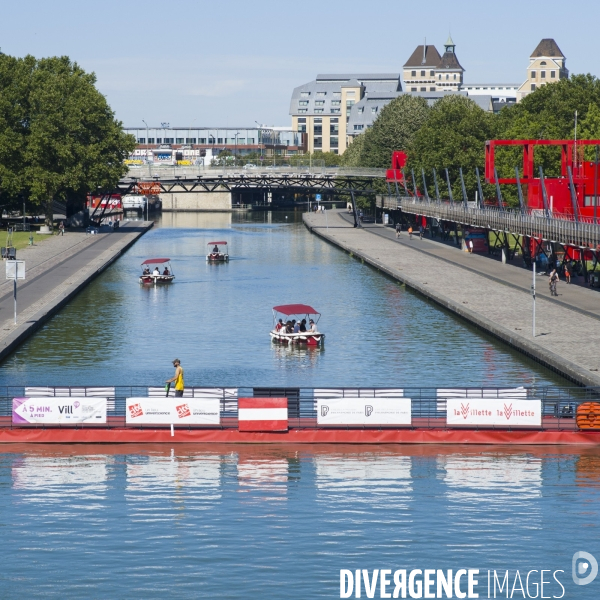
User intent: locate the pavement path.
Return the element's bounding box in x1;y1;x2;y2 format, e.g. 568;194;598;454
304;210;600;387
0;222;152;361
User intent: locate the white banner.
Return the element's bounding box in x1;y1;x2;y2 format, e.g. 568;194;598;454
446;398;541;427
317;398;411;425
12;397;107;424
126;398;220;425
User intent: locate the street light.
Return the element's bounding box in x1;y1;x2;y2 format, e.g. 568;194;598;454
255;121;264;162
234;132;239;167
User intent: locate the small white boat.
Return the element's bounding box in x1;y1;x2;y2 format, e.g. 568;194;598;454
207;241;229;262
269;304;325;347
139;258;175;284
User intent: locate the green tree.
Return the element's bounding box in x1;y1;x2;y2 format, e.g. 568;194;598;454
340;133;366;167
0;54;135;223
408;95;497;202
360;95;430;168
578;102;600;160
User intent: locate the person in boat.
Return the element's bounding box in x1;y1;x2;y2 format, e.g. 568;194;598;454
153;267;160;276
143;266;150;275
275;319;283;332
299;319;307;332
163;267;170;276
308;319;316;333
212;245;219;254
285;321;293;334
293;320;301;333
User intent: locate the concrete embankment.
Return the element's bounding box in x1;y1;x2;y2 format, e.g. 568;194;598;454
304;211;600;387
0;221;153;362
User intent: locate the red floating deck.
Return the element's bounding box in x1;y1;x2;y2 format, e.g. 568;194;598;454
1;427;600;445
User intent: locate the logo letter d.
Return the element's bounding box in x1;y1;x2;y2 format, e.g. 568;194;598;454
573;551;598;586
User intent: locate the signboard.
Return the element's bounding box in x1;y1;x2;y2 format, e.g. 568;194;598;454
12;397;107;424
315;194;322;201
446;398;541;427
238;397;288;432
6;261;25;280
125;398;220;425
317;398;412;425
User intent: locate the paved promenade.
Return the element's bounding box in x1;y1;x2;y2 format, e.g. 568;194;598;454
0;222;152;362
304;210;600;387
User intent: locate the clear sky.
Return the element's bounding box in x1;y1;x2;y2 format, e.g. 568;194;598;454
1;0;598;129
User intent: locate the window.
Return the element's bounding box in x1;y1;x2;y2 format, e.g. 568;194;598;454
314;137;322;148
357;107;364;113
333;92;341;97
411;87;417;92
314;118;322;123
148;138;155;144
330;136;338;147
540;61;547;66
371;106;378;114
330;109;340;114
217;138;223;144
430;87;435;92
298;117;306;123
453;74;456;80
299;109;307;113
346;100;355;109
531;83;536;91
298;124;306;133
137;138;146;143
411;70;416;77
439;74;442;80
300;91;311;97
175;138;183;143
354;124;364;131
316;91;327;97
541;71;546;79
421;70;425;76
330;117;338;123
531;71;536;78
199;138;206;144
551;71;556;78
164;138;174;143
315;108;324;113
446;74;449;80
299;100;309;106
331;100;341;106
330;122;339;134
247;138;255;144
430;70;434;77
156;138;162;143
420;87;426;92
186;138;196;144
315;100;325;106
314;125;322;135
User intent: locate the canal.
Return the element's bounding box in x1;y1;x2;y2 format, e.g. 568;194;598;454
0;211;568;388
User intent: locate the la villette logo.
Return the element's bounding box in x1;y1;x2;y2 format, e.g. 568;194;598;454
459;402;514;420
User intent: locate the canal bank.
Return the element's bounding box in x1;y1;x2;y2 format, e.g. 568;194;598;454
304;210;600;388
0;221;153;363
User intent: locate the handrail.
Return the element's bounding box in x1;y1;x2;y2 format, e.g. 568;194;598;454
377;195;600;249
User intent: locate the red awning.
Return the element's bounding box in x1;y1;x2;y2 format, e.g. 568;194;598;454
208;241;227;245
141;258;170;265
273;304;320;316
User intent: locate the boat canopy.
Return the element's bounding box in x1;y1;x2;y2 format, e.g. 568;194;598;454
208;241;227;246
141;258;171;264
273;304;320;316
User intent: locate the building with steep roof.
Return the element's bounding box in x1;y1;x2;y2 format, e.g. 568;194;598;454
517;38;568;100
435;36;464;92
403;44;443;92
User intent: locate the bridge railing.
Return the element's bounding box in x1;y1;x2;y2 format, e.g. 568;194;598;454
126;165;386;179
378;195;600;249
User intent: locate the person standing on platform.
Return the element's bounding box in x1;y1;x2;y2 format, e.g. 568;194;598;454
408;225;413;240
564;263;571;284
395;222;401;238
166;359;184;397
58;221;65;236
419;224;424;240
549;269;559;297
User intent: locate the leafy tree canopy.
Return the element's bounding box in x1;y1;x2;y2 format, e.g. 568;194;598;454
0;53;135;221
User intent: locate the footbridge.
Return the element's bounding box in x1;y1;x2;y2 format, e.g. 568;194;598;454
378;195;600;250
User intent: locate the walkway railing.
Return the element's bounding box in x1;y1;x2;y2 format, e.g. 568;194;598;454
378;195;600;249
1;385;598;431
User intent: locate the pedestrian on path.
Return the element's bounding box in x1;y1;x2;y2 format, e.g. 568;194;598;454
564;263;571;284
166;358;185;397
395;223;401;238
549;269;559;297
419;224;424;240
58;221;65;236
408;226;413;240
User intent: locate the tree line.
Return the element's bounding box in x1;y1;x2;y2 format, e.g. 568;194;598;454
341;75;600;206
0;53;135;223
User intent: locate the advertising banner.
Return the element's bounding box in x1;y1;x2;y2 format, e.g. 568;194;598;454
125;398;220;425
446;398;541;427
317;398;412;425
12;397;107;424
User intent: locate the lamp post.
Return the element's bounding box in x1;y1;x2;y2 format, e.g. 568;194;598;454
234;132;239;167
255;121;264;162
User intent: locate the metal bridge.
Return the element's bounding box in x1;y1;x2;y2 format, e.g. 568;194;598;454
378;195;600;249
118;166;386;196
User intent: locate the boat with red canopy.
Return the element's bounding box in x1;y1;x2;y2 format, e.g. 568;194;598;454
207;241;229;262
270;304;324;347
139;258;175;284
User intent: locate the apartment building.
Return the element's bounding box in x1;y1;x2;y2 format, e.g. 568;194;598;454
517;39;568;100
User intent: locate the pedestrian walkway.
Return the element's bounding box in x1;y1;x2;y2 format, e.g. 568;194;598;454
304;210;600;387
0;222;152;361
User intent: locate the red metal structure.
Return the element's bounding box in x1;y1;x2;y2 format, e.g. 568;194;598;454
485;139;600;220
386;151;408;186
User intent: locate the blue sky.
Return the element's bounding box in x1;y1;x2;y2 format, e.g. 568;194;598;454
1;0;598;128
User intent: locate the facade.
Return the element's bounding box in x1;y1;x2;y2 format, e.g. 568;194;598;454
402;45;443;92
125;126;301;165
289;74;402;154
517;39;568;100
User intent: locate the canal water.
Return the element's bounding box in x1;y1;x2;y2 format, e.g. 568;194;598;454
2;212;594;599
1;445;599;599
0;211;568;388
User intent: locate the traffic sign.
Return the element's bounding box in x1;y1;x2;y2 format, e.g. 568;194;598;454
316;194;321;201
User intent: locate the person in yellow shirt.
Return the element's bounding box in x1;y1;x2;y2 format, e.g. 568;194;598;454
166;358;184;397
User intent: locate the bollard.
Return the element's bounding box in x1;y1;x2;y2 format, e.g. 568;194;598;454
28;235;33;246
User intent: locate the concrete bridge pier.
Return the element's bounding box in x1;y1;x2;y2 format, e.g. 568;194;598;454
160;191;232;212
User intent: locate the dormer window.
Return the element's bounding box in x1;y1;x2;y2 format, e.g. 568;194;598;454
420;70;425;76
540;61;547;66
